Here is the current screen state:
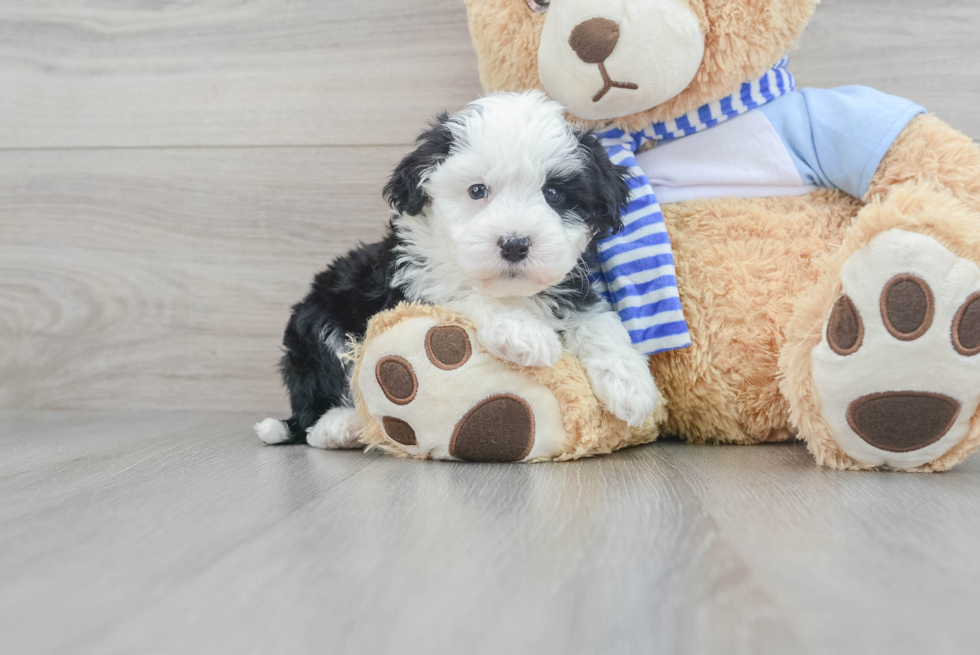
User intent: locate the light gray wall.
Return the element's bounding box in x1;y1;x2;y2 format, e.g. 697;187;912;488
1;0;978;414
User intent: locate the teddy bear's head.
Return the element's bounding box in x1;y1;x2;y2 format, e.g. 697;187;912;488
463;0;817;131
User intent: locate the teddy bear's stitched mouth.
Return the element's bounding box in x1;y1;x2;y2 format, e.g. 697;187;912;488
592;61;639;103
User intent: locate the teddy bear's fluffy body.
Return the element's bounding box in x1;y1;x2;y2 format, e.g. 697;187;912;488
349;0;980;470
452;0;980;471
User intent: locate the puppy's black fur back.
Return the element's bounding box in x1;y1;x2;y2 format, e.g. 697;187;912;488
277;229;405;441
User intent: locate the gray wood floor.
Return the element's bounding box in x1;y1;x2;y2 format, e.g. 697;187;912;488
3;412;980;654
2;1;980;653
2;0;979;415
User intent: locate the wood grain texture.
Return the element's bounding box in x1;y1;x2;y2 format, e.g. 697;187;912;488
794;0;980;140
0;0;977;150
0;0;482;148
2;412;980;654
0;146;406;413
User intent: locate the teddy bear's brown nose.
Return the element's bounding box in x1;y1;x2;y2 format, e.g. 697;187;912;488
569;17;621;64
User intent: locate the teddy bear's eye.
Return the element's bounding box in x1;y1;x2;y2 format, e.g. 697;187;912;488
525;0;549;13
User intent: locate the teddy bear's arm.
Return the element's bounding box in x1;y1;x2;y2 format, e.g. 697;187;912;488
867;114;980;214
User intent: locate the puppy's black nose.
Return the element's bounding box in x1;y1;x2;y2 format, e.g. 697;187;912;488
499;237;531;263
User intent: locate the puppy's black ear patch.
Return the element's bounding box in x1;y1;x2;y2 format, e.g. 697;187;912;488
383;113;456;216
575;128;631;239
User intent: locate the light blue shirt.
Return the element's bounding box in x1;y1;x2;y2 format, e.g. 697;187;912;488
759;86;926;199
635;86;925;205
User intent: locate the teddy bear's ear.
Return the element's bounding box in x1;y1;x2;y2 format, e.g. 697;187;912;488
383;113;455;216
574;128;630;238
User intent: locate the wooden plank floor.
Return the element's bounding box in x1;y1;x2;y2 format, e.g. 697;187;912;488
3;412;980;654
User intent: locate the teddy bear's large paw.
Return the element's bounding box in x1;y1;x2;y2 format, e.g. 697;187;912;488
812;229;980;470
356;317;568;461
478;312;563;368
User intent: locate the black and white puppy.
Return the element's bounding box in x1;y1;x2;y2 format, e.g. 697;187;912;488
256;91;659;449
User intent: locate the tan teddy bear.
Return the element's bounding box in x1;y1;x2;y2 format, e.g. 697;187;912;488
353;0;980;471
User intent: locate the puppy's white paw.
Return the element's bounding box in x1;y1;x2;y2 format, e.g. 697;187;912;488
255;418;292;445
307;407;363;450
587;359;660;427
479;313;562;368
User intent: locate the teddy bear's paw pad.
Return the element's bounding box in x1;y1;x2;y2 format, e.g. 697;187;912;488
381;417;417;446
845;392;958;453
376;356;418;405
358;317;566;461
426;326;472;370
449;394;534;462
813;229;980;469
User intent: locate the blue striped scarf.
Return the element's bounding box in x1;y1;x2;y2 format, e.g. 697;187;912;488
592;59;797;354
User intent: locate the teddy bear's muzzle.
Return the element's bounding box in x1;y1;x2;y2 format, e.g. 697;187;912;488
567;17;638;103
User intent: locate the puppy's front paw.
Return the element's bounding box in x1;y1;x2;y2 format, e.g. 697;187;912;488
588;358;660;427
307;407;363;450
479;313;562;368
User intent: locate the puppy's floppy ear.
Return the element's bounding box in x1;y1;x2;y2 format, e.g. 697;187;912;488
383;113;456;216
575;128;631;239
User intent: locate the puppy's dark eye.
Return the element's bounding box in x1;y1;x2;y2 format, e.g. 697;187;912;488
525;0;549;13
543;186;564;206
468;184;488;200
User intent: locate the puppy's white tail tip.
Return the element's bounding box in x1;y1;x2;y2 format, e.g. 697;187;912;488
255;418;291;445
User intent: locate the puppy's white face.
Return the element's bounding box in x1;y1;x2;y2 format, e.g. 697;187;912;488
387;92;628;301
426;94;590;297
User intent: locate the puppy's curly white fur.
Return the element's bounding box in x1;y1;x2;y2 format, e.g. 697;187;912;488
258;91;660;446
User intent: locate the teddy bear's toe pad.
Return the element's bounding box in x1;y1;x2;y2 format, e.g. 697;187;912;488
381;417;417;446
813;229;980;469
376;357;417;404
358;317;566;461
